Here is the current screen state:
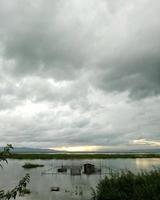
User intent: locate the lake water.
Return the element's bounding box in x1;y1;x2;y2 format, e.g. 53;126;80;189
0;158;160;200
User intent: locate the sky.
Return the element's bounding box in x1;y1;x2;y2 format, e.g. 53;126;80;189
0;0;160;151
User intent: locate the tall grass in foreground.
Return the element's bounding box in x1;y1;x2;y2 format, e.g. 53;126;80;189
92;168;160;200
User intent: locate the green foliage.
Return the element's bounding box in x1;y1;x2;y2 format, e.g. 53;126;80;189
92;169;160;200
0;145;30;200
0;144;13;168
5;153;160;160
0;174;30;200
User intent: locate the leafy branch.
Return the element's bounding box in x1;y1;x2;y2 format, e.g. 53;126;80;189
0;145;30;199
0;174;30;200
0;144;13;168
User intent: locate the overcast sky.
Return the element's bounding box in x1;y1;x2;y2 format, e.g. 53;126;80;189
0;0;160;151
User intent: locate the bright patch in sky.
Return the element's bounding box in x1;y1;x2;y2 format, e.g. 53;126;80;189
133;139;160;147
50;146;107;152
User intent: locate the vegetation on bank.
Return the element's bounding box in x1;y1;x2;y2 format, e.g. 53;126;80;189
22;163;44;169
92;168;160;200
5;153;160;160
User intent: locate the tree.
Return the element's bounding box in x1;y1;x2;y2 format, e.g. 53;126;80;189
0;144;30;200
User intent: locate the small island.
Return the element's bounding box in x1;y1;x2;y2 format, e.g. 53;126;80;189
22;163;44;169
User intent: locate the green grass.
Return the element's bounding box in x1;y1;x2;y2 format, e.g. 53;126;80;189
22;163;44;168
6;153;160;160
92;168;160;200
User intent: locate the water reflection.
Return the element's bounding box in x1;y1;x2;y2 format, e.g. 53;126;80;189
0;158;160;200
135;158;160;169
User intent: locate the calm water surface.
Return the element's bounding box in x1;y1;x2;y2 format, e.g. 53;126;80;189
0;158;160;200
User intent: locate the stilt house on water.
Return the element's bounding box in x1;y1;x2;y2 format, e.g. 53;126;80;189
84;163;95;174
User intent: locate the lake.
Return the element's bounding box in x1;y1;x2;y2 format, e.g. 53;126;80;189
0;158;160;200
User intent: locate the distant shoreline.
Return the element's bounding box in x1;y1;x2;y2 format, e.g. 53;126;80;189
6;153;160;160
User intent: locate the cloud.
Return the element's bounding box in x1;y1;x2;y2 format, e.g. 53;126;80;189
91;0;160;99
0;0;160;149
0;0;95;79
0;0;159;98
132;139;160;147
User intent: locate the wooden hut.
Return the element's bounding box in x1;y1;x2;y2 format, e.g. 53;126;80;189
84;163;95;174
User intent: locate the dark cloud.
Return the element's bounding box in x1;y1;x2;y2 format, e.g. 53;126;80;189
0;0;159;98
93;0;160;99
97;56;160;99
0;0;91;80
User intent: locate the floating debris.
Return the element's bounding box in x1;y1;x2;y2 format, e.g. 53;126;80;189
50;187;60;191
57;166;67;173
65;189;70;193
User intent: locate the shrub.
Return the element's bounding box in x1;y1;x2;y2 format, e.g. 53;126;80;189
92;168;160;200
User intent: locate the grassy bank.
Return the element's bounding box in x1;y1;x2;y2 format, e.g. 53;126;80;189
92;168;160;200
6;153;160;160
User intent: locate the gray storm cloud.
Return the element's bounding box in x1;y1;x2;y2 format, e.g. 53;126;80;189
0;0;160;149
